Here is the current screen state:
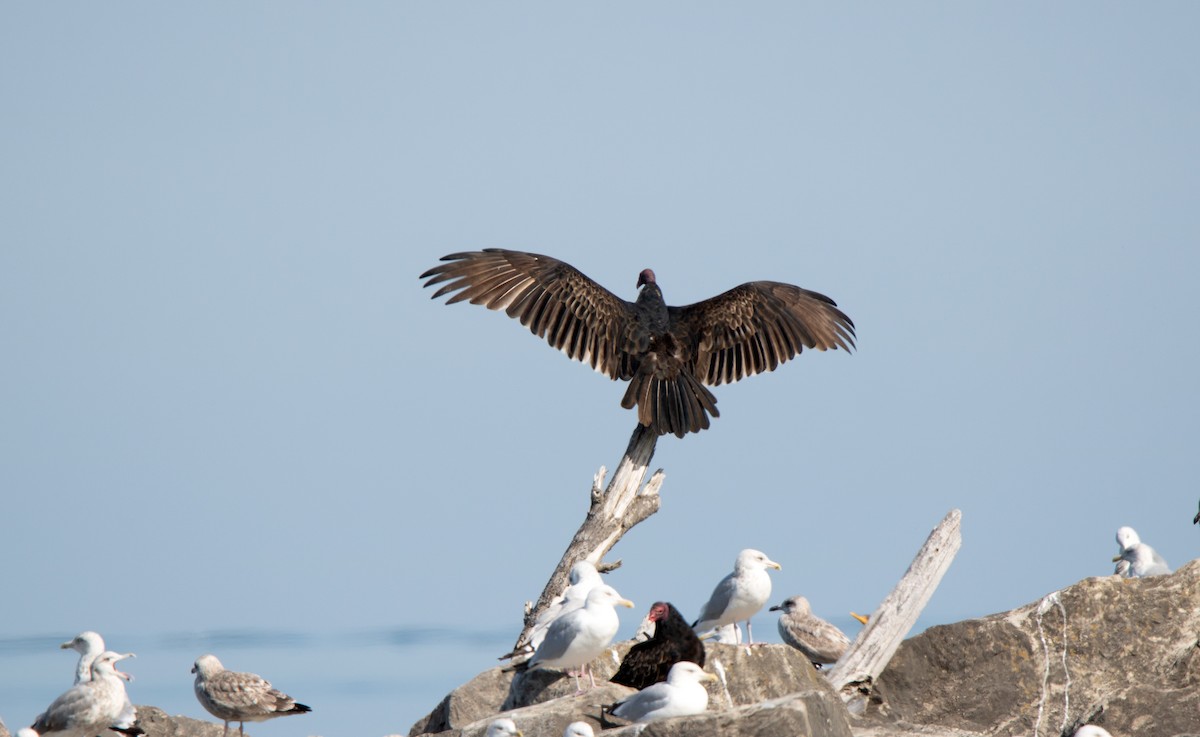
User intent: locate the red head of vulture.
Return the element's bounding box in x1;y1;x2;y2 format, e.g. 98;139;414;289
420;249;855;438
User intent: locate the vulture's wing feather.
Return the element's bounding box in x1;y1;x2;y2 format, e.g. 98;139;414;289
421;249;635;379
669;281;856;387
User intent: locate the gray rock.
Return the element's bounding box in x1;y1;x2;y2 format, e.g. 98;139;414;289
130;706;229;737
0;716;11;737
411;640;852;737
862;559;1200;737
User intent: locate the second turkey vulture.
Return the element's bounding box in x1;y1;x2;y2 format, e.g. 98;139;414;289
420;249;855;438
611;602;705;690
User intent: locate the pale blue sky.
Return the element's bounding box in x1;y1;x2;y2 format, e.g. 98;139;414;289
3;4;1198;735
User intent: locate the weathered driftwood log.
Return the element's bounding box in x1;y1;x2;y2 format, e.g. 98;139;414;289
508;424;664;655
827;508;962;711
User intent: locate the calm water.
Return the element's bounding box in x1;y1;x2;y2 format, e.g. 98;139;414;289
0;627;512;737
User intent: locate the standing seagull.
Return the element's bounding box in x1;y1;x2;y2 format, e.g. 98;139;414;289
522;585;634;693
769;595;851;667
60;631;106;686
612;602;705;690
692;549;781;645
501;560;603;660
28;651;136;737
421;249;855;438
191;654;311;737
59;632;138;733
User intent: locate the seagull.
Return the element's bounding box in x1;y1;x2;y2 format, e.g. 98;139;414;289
1112;527;1170;578
692;549;781;644
60;631;106;686
563;722;595;737
1073;726;1114;737
610;661;716;723
191;654;311;737
485;717;522;737
28;651;136;737
501;560;603;660
523;584;634;693
769;595;851;667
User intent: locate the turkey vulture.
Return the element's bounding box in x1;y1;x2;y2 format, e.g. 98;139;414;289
420;249;855;438
611;602;705;690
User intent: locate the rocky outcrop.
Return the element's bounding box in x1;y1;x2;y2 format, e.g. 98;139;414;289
411;561;1200;737
861;560;1200;737
410;639;851;736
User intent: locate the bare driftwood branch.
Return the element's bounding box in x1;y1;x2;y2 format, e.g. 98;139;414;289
827;508;962;710
508;424;664;655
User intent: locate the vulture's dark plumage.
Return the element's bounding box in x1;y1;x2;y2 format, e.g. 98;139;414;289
420;249;855;437
610;602;705;690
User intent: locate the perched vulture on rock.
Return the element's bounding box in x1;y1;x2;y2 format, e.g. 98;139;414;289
611;602;705;690
420;249;855;438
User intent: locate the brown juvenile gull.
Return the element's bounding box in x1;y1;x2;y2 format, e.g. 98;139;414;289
191;654;311;737
421;249;855;437
692;549;781;645
59;632;138;733
27;650;136;737
521;584;634;693
769;595;851;667
609;661;716;723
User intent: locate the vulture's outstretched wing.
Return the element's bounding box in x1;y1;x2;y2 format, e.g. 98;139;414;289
669;281;856;387
421;249;635;379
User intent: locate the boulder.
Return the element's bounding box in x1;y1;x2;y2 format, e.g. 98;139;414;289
410;639;852;737
860;560;1200;737
131;706;228;737
0;717;10;737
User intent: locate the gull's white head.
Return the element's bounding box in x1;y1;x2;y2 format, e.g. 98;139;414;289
665;660;717;686
485;717;522;737
585;584;634;610
568;560;601;586
1115;526;1140;550
61;630;105;654
191;653;225;678
91;651;135;681
1073;726;1114;737
563;721;595;737
735;548;782;573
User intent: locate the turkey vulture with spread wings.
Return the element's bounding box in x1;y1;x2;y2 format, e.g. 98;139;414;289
420;249;855;438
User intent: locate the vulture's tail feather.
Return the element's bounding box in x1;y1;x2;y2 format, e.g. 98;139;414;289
622;368;718;437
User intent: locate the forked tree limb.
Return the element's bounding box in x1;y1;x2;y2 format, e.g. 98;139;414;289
508;424;663;656
827;508;962;710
